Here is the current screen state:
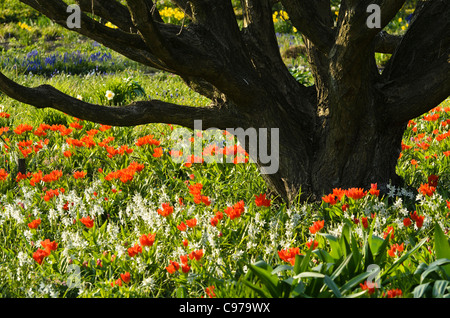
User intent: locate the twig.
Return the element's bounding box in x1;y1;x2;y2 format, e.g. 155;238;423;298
177;1;189;36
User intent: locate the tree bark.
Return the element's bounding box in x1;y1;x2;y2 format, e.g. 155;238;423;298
232;65;408;203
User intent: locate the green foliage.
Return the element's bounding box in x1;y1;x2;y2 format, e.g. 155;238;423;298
413;259;450;298
433;222;450;278
0;0;449;299
0;0;42;23
96;76;147;106
40;109;69;126
288;65;314;86
241;220;429;298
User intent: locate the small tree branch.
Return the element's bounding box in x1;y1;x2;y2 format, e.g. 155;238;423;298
380;63;450;124
170;0;193;19
21;0;268;109
125;0;266;107
189;0;241;46
0;71;237;130
334;0;405;48
126;0;178;67
329;0;405;96
281;0;334;55
374;31;402;54
75;0;136;32
283;32;402;59
142;0;164;23
76;0;163;30
241;0;283;66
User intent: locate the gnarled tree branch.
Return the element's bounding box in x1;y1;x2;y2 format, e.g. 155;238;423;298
281;0;334;55
124;0;264;107
75;0;136;32
283;32;402;58
241;0;282;66
374;31;402;54
126;0;179;68
0;71;238;130
189;0;241;48
332;0;406;60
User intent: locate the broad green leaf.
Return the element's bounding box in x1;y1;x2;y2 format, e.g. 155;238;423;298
340;271;372;294
413;283;430;298
350;233;362;273
291;281;307;298
420;258;450;283
282;277;295;286
294;272;326;279
369;235;385;256
363;238;374;270
414;262;429;276
313;249;335;264
271;264;293;275
176;286;187;298
319;233;342;260
323;275;342;298
248;262;280;298
330;253;353;281
344;290;368;298
293;253;306;275
432;280;449;298
374;234;390;265
434;222;450;277
99;219;108;232
294;247;313;275
340;222;352;257
280;278;294;298
242;280;271;298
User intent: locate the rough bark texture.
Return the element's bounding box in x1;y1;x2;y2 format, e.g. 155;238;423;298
1;0;449;203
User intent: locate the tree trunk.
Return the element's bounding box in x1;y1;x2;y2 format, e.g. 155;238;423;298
238;72;408;204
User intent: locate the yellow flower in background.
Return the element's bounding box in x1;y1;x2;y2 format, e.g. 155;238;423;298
160;7;185;21
273;10;289;23
398;18;402;23
105;22;118;29
280;10;289;21
18;21;32;31
272;12;279;23
174;10;185;20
